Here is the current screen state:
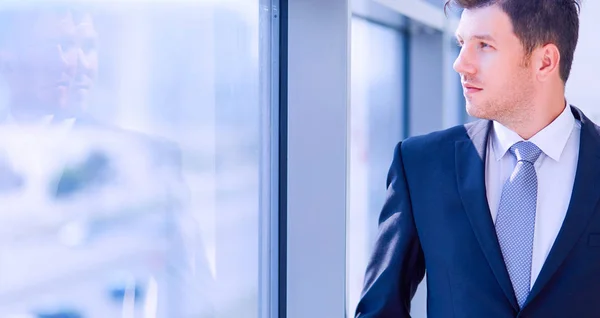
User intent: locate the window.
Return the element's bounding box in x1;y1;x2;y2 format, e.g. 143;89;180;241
347;15;405;316
0;1;276;317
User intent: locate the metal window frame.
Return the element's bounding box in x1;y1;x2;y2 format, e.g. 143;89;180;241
376;0;463;128
285;0;350;317
258;0;282;317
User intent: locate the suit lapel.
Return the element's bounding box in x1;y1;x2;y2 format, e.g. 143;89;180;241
524;106;600;307
455;120;519;311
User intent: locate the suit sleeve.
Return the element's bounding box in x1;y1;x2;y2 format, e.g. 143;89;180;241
355;141;426;318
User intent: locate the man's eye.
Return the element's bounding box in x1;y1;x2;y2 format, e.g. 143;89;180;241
480;42;491;49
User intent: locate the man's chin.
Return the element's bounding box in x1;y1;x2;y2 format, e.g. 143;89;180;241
465;102;491;120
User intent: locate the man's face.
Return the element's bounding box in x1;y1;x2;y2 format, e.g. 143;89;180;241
68;12;98;112
453;5;536;122
2;9;98;116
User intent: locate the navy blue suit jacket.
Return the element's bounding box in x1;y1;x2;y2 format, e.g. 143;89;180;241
355;106;600;318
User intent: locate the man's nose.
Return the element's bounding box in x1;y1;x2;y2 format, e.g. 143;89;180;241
453;48;476;76
76;49;91;70
57;45;77;77
71;49;94;82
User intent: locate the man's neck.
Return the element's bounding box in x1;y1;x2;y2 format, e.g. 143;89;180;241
504;98;567;140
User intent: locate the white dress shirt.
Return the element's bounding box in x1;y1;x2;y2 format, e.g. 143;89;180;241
485;103;581;289
0;114;76;210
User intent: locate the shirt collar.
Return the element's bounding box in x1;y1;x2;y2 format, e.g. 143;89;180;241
492;101;575;162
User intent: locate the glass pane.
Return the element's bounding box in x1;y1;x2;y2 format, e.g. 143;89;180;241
347;16;405;316
0;1;269;317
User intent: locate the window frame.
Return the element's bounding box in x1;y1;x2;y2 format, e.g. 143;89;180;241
284;0;350;317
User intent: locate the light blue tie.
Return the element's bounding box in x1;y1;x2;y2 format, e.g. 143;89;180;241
495;141;542;309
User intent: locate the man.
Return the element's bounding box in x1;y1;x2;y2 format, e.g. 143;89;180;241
0;4;215;317
0;5;78;123
355;0;596;317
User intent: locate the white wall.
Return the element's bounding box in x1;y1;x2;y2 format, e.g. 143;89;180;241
566;1;600;121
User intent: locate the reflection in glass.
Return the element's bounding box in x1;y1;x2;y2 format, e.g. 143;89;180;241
0;1;265;317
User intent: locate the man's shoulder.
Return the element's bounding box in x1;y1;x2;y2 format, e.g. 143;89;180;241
400;119;489;154
74;116;182;167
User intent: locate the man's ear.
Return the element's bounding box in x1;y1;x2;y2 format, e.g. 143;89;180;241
533;43;560;82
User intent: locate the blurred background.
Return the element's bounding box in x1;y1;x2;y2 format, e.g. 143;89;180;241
0;0;597;317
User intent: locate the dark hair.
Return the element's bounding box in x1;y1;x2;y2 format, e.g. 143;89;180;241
445;0;581;83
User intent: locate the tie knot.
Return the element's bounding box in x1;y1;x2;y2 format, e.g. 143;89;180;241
509;141;542;164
